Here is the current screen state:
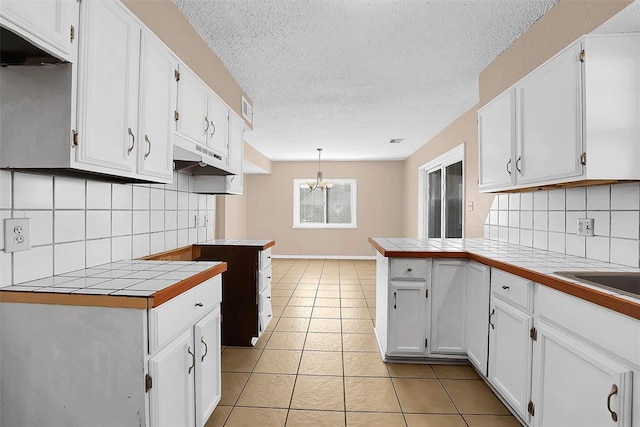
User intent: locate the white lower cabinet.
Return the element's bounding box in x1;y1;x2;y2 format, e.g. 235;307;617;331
430;259;466;356
488;296;533;421
149;277;222;427
388;279;429;356
464;261;490;376
149;328;196;427
530;322;632;427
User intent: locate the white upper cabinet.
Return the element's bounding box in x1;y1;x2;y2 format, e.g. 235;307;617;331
75;0;140;176
175;67;209;147
175;65;230;166
0;0;79;62
207;95;229;157
478;33;640;192
74;0;174;183
516;42;583;186
137;32;177;182
478;89;516;191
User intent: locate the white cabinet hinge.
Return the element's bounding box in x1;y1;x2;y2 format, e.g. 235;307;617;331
580;152;587;166
579;49;585;63
174;111;180;121
71;130;78;147
425;289;429;299
528;401;535;416
530;327;537;341
425;338;428;348
174;69;180;81
70;25;75;42
145;374;153;392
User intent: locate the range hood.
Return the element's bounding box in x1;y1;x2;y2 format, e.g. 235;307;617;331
173;135;232;176
0;26;65;66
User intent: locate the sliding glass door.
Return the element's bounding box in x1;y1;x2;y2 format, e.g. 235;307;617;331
424;159;463;238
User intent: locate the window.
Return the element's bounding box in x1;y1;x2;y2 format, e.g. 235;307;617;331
293;179;357;228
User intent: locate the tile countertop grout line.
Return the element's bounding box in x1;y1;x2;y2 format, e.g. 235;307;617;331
368;237;640;321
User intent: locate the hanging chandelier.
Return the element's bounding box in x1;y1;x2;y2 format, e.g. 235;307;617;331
307;148;333;192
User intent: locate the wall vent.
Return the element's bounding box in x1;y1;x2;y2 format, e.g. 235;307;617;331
241;96;253;125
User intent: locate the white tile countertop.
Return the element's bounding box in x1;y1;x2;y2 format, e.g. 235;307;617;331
369;237;640;318
0;259;227;309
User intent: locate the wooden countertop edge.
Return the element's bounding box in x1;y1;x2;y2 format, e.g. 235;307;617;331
368;239;640;320
150;262;227;308
0;292;149;309
194;240;276;250
0;263;227;309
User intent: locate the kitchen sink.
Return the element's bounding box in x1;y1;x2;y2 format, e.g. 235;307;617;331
554;271;640;297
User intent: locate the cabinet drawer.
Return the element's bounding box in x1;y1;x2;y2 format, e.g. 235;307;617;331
259;264;272;292
148;275;222;354
491;269;533;313
389;258;429;281
259;248;272;270
259;299;273;333
259;285;272;311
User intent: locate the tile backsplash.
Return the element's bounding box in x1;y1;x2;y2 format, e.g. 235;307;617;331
0;170;215;286
485;182;640;268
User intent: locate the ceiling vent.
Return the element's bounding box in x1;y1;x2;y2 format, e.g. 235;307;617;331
389;138;404;144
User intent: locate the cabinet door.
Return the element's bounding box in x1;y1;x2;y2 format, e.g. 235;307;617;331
464;261;490;376
478;89;515;190
388;280;428;356
516;43;583;186
137;32;175;182
430;260;465;355
206;94;229;158
488;297;533;421
75;0;139;175
176;67;208;146
0;0;78;61
530;323;632;427
149;328;196;427
194;307;221;427
226;113;245;194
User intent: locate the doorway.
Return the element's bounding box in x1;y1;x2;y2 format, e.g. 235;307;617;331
419;144;464;238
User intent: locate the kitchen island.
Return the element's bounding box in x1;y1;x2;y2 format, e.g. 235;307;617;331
369;237;640;427
0;258;227;427
145;239;276;346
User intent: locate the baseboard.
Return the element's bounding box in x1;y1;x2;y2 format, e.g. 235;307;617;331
272;255;376;260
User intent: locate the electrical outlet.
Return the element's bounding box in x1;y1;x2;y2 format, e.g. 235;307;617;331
577;218;594;237
4;218;31;252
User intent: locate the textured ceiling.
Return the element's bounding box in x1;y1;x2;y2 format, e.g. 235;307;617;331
174;0;560;161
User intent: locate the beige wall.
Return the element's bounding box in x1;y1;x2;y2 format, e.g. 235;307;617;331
402;107;493;238
216;192;247;240
246;161;405;257
122;0;251;121
403;0;633;239
245;143;273;174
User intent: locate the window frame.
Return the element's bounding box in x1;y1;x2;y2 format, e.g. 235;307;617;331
292;178;358;229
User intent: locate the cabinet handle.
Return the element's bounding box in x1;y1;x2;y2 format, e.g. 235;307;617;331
515;156;522;174
204;116;209;132
393;291;397;309
195;302;204;307
127;128;135;155
506;159;512;175
501;285;510;290
188;346;195;374
144;135;151;160
489;308;495;329
200;336;208;362
210;121;216;138
407;268;413;272
607;384;619;422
